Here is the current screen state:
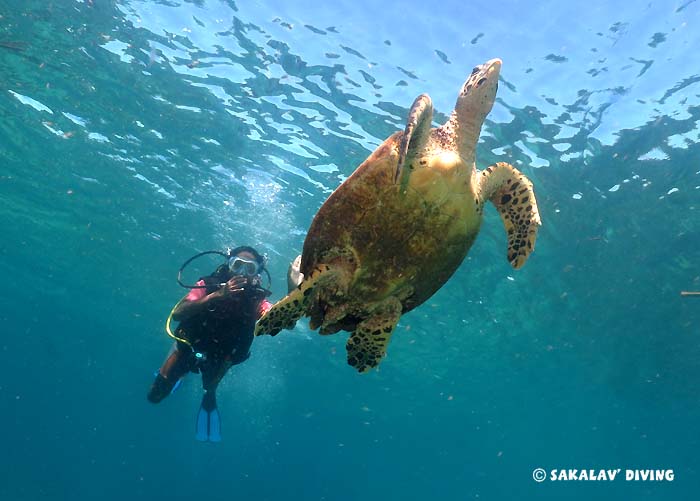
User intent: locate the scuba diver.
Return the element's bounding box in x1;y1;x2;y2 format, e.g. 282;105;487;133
147;246;273;442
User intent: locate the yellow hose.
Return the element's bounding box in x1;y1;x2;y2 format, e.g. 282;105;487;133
165;301;194;348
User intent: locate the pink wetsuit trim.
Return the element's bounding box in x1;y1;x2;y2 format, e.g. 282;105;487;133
184;279;273;319
258;299;273;318
184;279;207;301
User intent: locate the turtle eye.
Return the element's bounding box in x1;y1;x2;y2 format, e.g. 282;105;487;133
471;66;480;75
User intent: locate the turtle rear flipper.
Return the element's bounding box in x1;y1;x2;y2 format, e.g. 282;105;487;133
346;297;402;373
255;265;335;337
395;94;433;188
478;162;541;269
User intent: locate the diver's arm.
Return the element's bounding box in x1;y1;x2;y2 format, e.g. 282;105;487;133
171;291;220;321
172;276;249;321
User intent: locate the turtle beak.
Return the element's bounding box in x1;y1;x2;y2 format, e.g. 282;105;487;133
486;58;502;74
475;58;501;88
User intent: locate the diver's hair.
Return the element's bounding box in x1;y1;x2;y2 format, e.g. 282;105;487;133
228;245;266;267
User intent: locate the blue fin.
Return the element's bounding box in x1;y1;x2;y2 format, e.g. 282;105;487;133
195;392;222;442
196;405;209;442
208;407;222;442
170;378;183;395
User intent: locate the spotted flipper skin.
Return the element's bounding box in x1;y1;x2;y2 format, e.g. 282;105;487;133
346;297;402;373
478;162;541;268
255;265;333;337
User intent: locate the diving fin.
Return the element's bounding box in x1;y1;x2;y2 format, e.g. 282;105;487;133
207;407;221;442
195;407;209;442
170;377;183;395
195;391;222;443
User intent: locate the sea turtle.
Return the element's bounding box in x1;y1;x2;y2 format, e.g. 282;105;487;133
255;58;541;372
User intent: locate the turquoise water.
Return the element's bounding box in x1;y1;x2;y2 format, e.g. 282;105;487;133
2;0;700;499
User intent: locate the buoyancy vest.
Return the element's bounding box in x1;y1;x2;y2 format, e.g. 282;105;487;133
175;266;264;357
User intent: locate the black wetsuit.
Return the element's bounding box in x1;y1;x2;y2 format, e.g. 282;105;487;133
148;268;270;403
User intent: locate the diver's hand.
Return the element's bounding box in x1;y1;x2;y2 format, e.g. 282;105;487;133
174;276;252;321
219;276;249;298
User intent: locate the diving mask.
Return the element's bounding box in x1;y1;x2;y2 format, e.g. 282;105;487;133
228;256;261;277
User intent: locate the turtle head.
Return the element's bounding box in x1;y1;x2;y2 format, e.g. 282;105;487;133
448;58;501;159
455;58;501;121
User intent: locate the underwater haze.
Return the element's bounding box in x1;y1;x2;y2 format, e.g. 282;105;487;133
2;0;700;499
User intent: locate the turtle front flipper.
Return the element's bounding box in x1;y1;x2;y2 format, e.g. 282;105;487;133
478;161;542;269
395;94;433;188
286;254;303;293
346;297;402;373
255;265;335;337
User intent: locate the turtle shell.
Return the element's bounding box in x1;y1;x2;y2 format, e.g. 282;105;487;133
300;131;482;323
